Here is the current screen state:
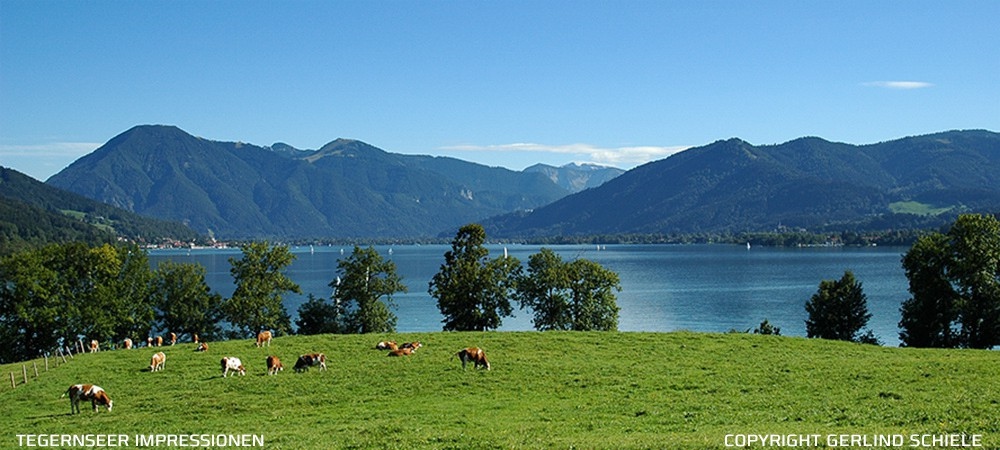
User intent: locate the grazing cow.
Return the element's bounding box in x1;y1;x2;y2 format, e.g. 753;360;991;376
221;357;246;377
293;353;326;372
455;347;490;370
63;384;113;414
196;342;209;352
400;341;422;351
376;341;398;350
387;348;413;357
155;336;163;347
256;330;272;348
89;340;99;353
169;332;177;346
266;355;283;375
123;338;133;350
149;351;166;372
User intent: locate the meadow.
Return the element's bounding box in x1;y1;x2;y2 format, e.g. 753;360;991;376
2;331;999;449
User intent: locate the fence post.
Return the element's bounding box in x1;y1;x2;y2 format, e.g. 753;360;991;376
33;362;39;378
22;365;27;384
45;354;49;371
9;372;14;389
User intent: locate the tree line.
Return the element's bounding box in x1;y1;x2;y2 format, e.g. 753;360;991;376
0;224;621;364
798;214;1000;349
4;214;997;363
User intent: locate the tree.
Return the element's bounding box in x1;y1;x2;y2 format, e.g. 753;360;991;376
429;224;521;331
331;246;407;334
900;214;1000;348
0;242;156;363
152;260;224;341
517;248;621;331
295;294;345;335
222;241;300;338
805;270;875;343
899;233;959;347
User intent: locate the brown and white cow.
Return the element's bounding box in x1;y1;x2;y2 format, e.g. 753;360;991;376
63;384;113;414
146;337;153;347
123;338;133;350
89;340;99;353
455;347;490;370
196;342;209;352
149;351;166;372
256;330;272;348
376;341;398;350
155;336;163;347
266;355;283;375
169;332;177;346
400;341;422;351
221;357;246;377
387;348;413;357
293;353;326;372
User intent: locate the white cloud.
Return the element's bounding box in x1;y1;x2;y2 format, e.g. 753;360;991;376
0;142;101;157
440;142;689;167
863;81;934;90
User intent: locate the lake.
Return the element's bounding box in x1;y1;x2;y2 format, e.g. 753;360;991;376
149;244;910;345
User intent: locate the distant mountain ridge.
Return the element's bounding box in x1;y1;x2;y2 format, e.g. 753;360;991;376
47;125;617;239
524;163;625;192
0;166;200;253
484;130;1000;237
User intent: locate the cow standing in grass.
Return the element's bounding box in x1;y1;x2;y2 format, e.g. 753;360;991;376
256;330;272;348
89;340;99;353
266;355;283;375
456;347;490;370
63;384;113;414
221;357;246;377
149;351;166;372
123;338;133;350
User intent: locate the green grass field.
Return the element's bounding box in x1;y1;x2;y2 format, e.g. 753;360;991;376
2;332;998;449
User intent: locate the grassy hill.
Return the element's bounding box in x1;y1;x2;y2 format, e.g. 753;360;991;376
2;332;998;449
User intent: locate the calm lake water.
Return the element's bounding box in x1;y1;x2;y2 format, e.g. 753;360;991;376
149;244;910;345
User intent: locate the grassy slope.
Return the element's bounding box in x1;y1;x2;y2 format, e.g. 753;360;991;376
2;332;999;449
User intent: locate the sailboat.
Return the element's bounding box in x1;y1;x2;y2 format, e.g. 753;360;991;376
747;242;751;250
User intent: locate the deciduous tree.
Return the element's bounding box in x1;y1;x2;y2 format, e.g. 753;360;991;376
153;260;224;341
805;270;875;343
429;224;520;331
332;246;406;334
223;241;300;338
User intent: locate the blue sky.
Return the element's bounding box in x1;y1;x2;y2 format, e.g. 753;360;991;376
1;1;998;181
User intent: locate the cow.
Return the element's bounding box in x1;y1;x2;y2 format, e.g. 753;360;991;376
123;338;133;350
146;337;153;347
155;336;163;347
387;348;413;357
89;340;99;353
256;330;272;348
169;332;177;346
376;341;398;350
266;355;283;375
221;357;246;377
149;351;166;372
293;353;326;372
196;342;209;352
455;347;490;370
62;384;113;414
400;341;422;352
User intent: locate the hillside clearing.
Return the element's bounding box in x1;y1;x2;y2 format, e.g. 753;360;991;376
2;332;998;449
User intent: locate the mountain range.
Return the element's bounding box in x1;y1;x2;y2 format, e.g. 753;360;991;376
0;166;200;254
484;130;1000;237
41;126;1000;241
46;125;622;240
